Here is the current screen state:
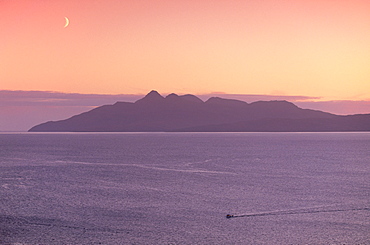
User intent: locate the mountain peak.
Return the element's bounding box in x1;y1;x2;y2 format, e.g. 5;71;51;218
146;90;163;98
250;100;298;109
165;93;203;104
165;93;179;99
205;97;248;106
135;90;164;104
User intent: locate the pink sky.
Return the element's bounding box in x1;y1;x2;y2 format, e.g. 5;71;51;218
1;1;369;130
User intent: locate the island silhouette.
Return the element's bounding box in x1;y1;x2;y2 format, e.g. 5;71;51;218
29;90;370;132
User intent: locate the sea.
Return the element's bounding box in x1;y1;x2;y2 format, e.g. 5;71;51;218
0;132;369;245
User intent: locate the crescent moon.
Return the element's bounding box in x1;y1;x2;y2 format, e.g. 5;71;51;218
64;17;69;28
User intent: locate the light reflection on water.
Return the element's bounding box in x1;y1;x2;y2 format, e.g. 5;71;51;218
0;132;369;244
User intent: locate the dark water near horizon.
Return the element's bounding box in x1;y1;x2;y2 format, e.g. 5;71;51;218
0;132;369;244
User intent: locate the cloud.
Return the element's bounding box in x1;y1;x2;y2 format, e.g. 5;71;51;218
0;90;143;131
0;90;143;107
295;100;370;115
196;93;320;103
0;90;322;107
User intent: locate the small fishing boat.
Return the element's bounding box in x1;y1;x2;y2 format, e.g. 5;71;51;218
226;214;234;219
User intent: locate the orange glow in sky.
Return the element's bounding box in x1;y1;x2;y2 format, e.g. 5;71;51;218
1;0;370;100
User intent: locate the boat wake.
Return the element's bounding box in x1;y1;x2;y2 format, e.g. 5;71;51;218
226;205;369;219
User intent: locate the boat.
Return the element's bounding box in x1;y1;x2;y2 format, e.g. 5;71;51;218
226;214;234;219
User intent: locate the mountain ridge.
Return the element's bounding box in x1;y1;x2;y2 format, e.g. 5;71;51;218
29;91;370;132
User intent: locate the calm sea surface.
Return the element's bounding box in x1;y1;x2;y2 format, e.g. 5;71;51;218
0;132;369;244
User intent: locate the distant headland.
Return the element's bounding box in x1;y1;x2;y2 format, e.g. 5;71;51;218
29;90;370;132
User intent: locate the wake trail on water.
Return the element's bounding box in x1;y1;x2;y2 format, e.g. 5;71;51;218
226;205;370;219
53;160;235;174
